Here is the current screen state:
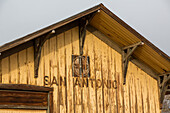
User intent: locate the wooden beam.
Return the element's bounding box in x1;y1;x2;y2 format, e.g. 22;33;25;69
159;71;170;76
159;73;170;105
34;32;56;78
122;42;144;84
123;42;144;50
0;84;53;92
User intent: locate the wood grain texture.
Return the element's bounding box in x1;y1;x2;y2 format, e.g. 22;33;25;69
101;39;110;113
10;53;18;84
72;27;81;113
82;31;89;113
115;50;124;113
65;30;74;113
50;36;59;113
94;35;104;113
57;33;67;113
87;31;96;113
27;47;35;85
0;109;46;113
19;50;27;84
0;27;161;113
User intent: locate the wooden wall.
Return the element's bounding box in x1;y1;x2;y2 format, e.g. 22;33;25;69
0;26;160;113
0;109;46;113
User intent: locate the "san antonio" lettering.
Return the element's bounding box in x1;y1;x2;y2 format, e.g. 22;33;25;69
44;76;117;89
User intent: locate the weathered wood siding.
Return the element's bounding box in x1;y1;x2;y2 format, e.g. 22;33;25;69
0;109;46;113
0;26;160;113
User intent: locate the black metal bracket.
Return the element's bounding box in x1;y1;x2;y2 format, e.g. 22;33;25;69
79;18;88;56
122;41;144;85
34;30;56;78
79;12;97;56
159;72;170;105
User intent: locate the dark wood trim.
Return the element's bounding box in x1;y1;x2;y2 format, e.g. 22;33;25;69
49;91;53;113
100;4;169;61
0;41;33;60
0;105;48;110
165;85;170;95
87;25;158;80
0;84;53;92
0;84;53;112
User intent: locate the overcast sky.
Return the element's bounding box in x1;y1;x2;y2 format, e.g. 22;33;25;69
0;0;170;55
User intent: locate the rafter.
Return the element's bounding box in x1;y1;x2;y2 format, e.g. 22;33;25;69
159;72;170;105
34;30;56;78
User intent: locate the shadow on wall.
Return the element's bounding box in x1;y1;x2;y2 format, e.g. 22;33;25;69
162;95;170;113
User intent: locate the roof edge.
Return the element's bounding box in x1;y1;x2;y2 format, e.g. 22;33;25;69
0;3;169;62
99;4;170;61
0;3;102;53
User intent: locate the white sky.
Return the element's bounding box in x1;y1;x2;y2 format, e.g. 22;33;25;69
0;0;170;55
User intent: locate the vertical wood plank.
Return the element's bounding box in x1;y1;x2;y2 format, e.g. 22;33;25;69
101;42;110;113
56;35;60;113
124;63;130;113
115;50;124;113
10;53;18;84
94;37;104;113
133;65;138;113
57;33;66;113
36;44;44;86
49;36;59;113
141;71;149;113
111;49;119;113
2;57;10;83
130;64;137;113
27;47;35;85
135;67;143;113
81;31;89;113
147;74;155;113
87;32;96;113
146;73;151;113
154;80;161;113
45;39;50;86
65;30;74;113
19;50;27;84
72;27;81;113
108;47;116;113
131;63;137;113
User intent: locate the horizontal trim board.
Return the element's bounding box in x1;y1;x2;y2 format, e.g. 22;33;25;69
0;105;48;110
0;84;53;92
0;90;48;107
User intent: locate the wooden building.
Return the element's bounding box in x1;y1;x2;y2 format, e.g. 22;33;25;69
0;4;169;113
